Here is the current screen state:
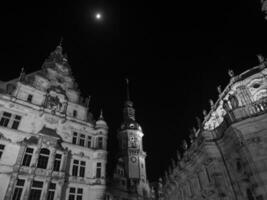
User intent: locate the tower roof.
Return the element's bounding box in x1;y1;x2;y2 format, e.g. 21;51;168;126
120;79;142;131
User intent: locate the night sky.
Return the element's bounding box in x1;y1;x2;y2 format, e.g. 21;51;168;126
0;0;267;182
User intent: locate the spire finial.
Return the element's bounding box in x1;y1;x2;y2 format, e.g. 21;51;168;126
59;37;63;47
18;67;25;81
99;109;104;120
85;96;91;110
257;54;265;64
228;69;234;78
125;78;130;101
217;85;222;95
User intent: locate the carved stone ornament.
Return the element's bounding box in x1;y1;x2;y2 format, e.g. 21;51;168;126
44;91;67;113
44;115;59;124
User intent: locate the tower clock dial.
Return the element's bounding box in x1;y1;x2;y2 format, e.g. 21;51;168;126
130;156;137;163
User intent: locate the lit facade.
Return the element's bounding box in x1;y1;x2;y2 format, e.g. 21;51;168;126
162;58;267;200
261;0;267;20
0;45;108;200
106;86;151;200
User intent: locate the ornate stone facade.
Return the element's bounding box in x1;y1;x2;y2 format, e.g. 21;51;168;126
162;57;267;200
0;44;108;200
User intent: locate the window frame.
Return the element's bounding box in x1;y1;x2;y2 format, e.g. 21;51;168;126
0;112;22;130
0;112;12;127
97;137;103;149
53;153;62;172
22;147;34;167
0;144;5;159
47;182;56;200
27;94;33;103
72;159;86;178
87;136;92;148
68;187;83;200
28;180;43;200
96;162;102;178
37;148;50;169
12;178;25;200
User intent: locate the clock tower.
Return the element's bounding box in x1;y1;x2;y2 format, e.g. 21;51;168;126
110;80;150;199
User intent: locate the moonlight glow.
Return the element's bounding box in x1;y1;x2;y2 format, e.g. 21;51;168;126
95;13;102;20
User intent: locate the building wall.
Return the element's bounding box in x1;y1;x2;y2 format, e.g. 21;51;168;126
0;45;108;200
163;62;267;200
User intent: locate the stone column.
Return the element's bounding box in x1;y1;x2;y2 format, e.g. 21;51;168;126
47;148;56;171
4;144;27;200
41;178;50;200
22;176;33;200
56;180;64;200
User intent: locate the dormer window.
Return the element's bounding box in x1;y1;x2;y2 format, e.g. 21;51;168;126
27;94;33;103
73;110;77;118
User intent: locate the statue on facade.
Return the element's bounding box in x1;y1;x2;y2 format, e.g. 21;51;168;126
181;139;188;151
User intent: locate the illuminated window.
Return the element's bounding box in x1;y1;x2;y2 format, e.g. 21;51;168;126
27;94;33;103
53;154;62;171
72;160;86;177
28;180;43;200
22;147;34;166
68;187;83;200
96;162;102;178
79;134;85;146
0;112;12;127
47;182;56;200
12;179;25;200
0;144;5;159
37;148;50;169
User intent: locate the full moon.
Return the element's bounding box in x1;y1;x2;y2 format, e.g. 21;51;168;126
95;13;102;20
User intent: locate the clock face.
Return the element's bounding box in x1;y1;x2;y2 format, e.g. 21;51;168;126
130;156;137;163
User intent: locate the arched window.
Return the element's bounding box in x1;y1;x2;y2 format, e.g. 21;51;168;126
37;148;50;169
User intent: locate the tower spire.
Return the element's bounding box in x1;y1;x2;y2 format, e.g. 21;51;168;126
123;78;135;122
125;78;130;101
59;37;63;47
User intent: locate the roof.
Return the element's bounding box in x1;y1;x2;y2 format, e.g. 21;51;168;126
39;126;60;138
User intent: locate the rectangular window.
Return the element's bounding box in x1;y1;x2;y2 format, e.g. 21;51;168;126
72;160;86;177
11;115;22;130
72;160;79;176
47;182;56;200
27;94;33;103
28;180;43;200
79;134;85;146
96;162;102;178
87;136;92;148
68;187;83;200
77;188;83;200
12;179;25;200
0;144;5;159
80;161;85;177
0;112;12;127
98;137;103;149
72;132;78;144
22;147;34;166
53;154;62;171
73;110;77;118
